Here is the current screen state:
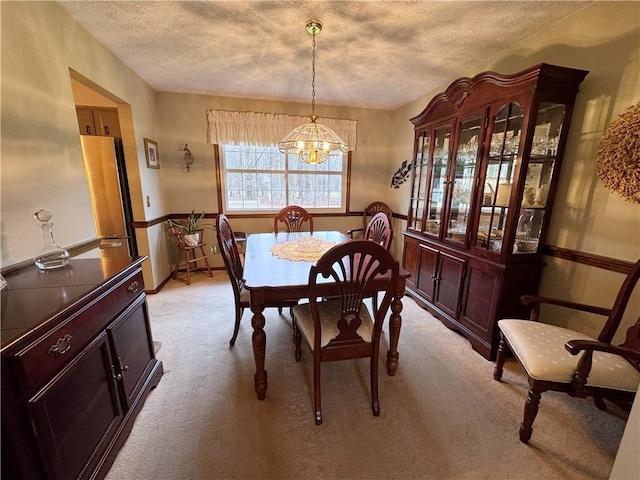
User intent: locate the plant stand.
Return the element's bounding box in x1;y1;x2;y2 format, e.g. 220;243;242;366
171;229;213;285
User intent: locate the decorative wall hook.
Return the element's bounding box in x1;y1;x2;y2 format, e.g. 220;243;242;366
182;144;194;172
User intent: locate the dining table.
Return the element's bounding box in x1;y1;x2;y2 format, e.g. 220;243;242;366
242;231;410;400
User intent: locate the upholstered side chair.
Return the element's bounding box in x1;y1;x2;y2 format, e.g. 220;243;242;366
494;259;640;443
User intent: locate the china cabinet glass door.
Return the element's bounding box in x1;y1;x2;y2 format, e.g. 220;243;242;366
514;101;567;253
476;102;524;253
426;125;451;236
409;131;430;232
446;116;482;243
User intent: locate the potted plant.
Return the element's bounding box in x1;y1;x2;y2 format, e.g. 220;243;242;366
168;210;214;247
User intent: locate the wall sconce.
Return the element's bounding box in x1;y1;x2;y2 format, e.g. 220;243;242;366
182;144;194;172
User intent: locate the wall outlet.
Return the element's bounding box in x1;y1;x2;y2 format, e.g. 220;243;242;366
210;246;217;255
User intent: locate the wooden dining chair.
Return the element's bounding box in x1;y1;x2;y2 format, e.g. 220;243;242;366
273;205;313;234
348;201;393;239
216;214;296;346
364;211;393;250
494;259;640;443
292;240;400;425
363;212;393;314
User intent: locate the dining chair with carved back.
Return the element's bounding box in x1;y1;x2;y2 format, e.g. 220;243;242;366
291;239;400;425
273;206;314;234
363;211;393;315
347;201;393;239
216;214;297;346
494;259;640;443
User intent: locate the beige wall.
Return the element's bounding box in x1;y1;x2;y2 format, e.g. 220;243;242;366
390;1;640;338
154;91;397;274
1;1;163;286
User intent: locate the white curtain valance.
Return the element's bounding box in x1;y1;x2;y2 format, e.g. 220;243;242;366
206;110;357;151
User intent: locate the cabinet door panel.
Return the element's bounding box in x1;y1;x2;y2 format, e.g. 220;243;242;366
109;295;154;408
416;245;438;302
29;332;121;480
460;265;500;336
403;239;419;291
434;252;465;319
96;108;121;137
76;107;95;135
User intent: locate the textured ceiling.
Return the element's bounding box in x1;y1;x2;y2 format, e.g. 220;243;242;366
58;1;592;110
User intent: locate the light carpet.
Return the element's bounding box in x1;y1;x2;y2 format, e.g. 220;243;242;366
105;272;628;480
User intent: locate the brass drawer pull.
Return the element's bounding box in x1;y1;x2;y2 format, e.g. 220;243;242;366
127;281;140;293
48;334;72;357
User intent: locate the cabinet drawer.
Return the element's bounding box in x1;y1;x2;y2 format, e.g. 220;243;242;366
13;270;144;393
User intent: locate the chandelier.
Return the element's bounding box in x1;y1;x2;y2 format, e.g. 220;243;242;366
278;19;348;165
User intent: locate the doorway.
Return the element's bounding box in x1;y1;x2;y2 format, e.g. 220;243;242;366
71;77;137;258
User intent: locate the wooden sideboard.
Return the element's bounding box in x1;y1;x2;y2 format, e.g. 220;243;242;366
1;256;163;480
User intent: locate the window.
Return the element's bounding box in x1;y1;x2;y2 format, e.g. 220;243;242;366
221;144;346;212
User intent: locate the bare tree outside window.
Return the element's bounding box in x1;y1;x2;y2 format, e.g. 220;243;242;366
221;145;345;212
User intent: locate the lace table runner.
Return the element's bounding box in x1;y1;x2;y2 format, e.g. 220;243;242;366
270;236;337;262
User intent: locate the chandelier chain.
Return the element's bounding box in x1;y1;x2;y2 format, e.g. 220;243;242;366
311;31;316;118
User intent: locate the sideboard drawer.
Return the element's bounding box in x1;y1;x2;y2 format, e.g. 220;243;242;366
14;270;144;393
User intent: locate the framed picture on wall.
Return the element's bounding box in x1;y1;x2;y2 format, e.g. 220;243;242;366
144;138;160;169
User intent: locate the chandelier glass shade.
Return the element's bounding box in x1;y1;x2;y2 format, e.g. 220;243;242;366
278;20;348;165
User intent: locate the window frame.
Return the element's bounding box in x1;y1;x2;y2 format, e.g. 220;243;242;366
216;143;351;215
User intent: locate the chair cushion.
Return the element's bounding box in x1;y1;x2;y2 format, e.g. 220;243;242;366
293;299;374;350
499;319;640;392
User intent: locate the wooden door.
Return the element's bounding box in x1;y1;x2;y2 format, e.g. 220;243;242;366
95;108;121;137
416;244;439;303
402;238;419;292
108;295;155;408
434;251;466;319
76;107;96;135
28;332;122;480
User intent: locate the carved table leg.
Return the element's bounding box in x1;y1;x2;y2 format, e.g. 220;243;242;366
250;300;268;400
386;281;405;376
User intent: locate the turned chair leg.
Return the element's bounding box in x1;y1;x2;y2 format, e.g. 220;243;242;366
520;384;543;443
494;334;508;381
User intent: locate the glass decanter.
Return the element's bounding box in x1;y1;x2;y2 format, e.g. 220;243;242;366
33;209;70;270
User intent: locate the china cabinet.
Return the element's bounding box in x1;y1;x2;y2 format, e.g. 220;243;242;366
1;257;163;480
402;63;588;359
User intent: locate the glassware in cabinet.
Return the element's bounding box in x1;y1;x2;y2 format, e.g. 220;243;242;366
425;125;451;236
512;101;568;254
476;102;524;254
446;116;482;244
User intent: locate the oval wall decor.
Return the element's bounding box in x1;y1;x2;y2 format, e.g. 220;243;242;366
595;101;640;203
